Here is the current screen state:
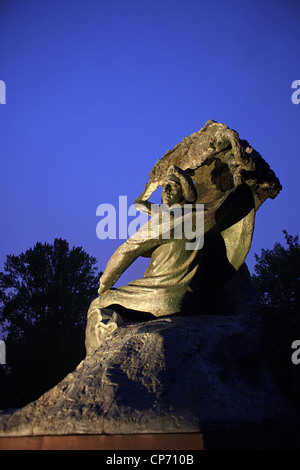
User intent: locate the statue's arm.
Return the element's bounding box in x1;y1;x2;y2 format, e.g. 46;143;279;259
99;243;138;295
134;181;160;215
98;231;159;295
98;181;161;295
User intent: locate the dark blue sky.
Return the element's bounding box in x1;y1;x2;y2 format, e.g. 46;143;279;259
0;0;299;289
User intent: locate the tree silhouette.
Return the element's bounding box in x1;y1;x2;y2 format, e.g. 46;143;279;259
252;231;300;412
252;230;300;313
0;239;101;409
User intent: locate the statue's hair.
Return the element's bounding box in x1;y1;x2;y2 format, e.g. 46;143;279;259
165;165;197;203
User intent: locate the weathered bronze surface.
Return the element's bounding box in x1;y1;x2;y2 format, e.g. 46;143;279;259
85;121;281;354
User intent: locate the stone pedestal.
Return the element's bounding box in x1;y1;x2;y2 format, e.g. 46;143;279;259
0;312;298;438
0;266;299;448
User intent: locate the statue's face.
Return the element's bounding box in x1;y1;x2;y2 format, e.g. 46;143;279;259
161;176;184;206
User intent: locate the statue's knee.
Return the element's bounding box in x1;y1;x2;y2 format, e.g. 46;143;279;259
85;307;124;357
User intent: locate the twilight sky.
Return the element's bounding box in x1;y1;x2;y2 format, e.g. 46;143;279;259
0;0;299;291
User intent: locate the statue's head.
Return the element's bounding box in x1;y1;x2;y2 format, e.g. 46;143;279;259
161;165;197;206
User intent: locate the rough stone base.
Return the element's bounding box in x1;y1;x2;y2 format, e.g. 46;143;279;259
0;312;299;437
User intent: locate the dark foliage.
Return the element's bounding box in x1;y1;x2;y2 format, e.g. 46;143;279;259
251;231;300;412
252;230;300;313
0;239;101;409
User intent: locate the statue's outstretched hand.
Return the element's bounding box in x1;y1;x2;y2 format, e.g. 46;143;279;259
134;181;160;215
135;181;160;203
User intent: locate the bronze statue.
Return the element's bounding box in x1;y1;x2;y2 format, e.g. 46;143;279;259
85;120;281;355
93;166;202;315
0;121;288;439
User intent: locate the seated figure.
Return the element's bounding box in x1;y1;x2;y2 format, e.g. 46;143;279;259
85;164;256;355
